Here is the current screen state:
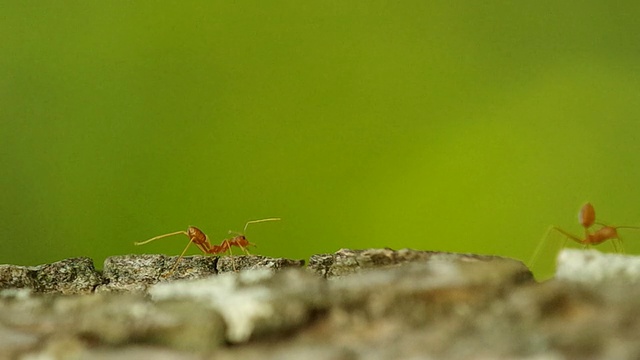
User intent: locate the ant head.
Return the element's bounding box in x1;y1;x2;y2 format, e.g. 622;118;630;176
231;234;256;248
579;203;596;229
187;226;207;242
186;226;200;235
226;218;280;243
241;235;257;248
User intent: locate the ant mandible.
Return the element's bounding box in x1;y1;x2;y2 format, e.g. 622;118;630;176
529;203;640;267
134;218;281;275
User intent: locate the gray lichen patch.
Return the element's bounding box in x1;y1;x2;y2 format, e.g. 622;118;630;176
216;255;305;273
36;257;104;294
308;248;526;279
99;254;218;292
0;264;38;290
99;254;305;292
0;257;102;294
324;258;533;329
0;291;226;352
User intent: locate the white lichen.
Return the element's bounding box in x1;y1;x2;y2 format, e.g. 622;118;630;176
149;269;276;342
556;249;640;283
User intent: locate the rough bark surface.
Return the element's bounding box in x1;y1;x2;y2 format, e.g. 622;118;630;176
1;249;639;359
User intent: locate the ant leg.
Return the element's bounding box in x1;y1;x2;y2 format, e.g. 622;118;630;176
237;243;251;255
529;226;586;270
611;238;624;253
529;226;555;268
552;227;587;246
165;238;196;277
611;226;640;254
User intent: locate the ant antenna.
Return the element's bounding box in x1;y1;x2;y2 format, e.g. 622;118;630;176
228;218;282;235
134;231;187;246
243;218;281;233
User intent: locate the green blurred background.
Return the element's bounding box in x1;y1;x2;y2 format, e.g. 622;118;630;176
2;2;640;279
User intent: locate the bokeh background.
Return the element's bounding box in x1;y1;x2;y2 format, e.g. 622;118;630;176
2;2;640;279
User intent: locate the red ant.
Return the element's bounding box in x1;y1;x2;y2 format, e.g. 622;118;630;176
134;218;280;275
529;203;640;267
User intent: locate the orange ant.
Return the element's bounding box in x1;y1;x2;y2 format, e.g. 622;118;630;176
134;218;281;275
529;203;640;267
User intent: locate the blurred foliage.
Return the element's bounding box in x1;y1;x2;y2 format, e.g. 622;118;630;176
2;2;640;278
